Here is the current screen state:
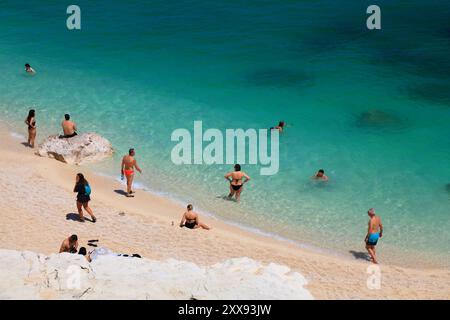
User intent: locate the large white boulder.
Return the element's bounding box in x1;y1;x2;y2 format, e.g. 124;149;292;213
0;249;313;300
36;133;113;165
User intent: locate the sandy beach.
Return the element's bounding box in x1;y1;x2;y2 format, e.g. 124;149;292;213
0;123;449;300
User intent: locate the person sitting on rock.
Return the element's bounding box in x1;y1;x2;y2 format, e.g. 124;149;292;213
61;114;78;138
59;234;78;253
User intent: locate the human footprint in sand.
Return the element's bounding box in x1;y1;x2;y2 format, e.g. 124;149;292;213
121;148;142;197
224;164;250;203
365;208;383;264
179;204;210;230
59;234;78;253
73;173;97;223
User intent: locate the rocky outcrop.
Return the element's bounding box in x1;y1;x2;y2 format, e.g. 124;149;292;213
0;249;313;300
36;133;113;165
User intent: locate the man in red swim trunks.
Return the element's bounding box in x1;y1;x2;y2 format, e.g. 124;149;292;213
121;148;142;197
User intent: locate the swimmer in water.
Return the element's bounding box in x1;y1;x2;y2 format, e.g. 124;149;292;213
271;121;286;133
224;164;250;203
25;63;36;74
312;169;328;182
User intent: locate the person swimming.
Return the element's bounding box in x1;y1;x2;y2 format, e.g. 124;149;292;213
312;169;328;181
24;109;36;148
271;121;286;133
25;63;36;74
179;204;210;230
224;164;250;203
61;114;78;138
364;208;383;264
121;148;142;197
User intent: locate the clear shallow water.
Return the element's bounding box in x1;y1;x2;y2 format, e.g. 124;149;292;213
0;0;449;268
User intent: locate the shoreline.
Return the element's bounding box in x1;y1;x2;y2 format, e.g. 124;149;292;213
0;122;449;299
6;119;449;270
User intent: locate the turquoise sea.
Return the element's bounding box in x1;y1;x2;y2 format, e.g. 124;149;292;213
0;0;449;268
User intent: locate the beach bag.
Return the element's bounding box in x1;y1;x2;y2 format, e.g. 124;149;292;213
85;184;92;196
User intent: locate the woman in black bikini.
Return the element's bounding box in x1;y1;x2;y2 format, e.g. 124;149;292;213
74;173;97;223
224;164;251;203
24;109;36;148
179;204;210;230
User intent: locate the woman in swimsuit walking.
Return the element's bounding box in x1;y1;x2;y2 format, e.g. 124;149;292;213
179;204;210;230
24;109;36;148
224;164;251;203
74;173;97;223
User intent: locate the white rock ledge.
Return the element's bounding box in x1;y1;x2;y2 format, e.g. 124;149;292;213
0;249;313;300
36;133;113;165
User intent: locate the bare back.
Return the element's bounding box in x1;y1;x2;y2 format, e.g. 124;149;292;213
229;171;246;186
184;210;198;222
369;216;381;234
62;120;76;136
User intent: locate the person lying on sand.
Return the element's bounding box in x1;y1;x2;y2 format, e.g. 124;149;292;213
224;164;250;203
59;234;78;253
365;208;383;264
121;148;142;197
25;63;36;74
179;204;210;230
61;114;78;138
312;169;328;181
74;173;97;223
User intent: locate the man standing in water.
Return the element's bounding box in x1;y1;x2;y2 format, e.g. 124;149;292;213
365;208;383;264
61;114;78;138
121;148;142;197
224;164;250;203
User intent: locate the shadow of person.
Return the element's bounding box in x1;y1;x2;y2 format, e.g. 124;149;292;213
65;212;94;223
349;250;371;262
114;189;128;196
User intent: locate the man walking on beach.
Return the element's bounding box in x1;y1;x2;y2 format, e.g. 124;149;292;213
121;148;142;197
61;114;78;138
59;234;78;253
365;208;383;264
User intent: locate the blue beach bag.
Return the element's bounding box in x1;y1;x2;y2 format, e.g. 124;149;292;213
85;184;92;196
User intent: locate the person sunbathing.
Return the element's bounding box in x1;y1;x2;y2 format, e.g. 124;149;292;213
179;204;210;230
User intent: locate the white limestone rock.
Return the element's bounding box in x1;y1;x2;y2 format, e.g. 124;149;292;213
36;133;113;165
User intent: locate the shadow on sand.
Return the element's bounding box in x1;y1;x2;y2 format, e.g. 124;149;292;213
66;213;94;223
349;250;371;262
114;189;128;196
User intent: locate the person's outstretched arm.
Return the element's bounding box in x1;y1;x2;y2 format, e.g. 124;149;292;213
179;213;186;227
379;218;383;238
224;172;232;182
135;160;142;174
59;241;66;253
